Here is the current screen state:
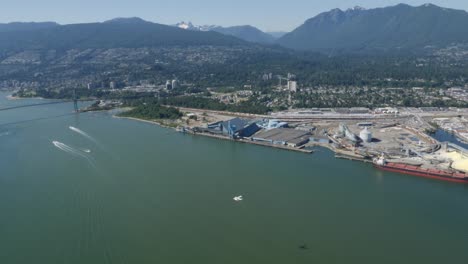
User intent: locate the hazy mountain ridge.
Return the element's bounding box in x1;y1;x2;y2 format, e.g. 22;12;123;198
211;25;276;44
0;22;59;32
267;31;288;39
173;21;276;44
0;18;248;53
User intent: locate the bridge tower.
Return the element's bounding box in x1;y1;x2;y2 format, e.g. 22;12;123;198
73;88;79;112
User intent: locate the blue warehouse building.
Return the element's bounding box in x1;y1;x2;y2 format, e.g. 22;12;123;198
207;117;261;138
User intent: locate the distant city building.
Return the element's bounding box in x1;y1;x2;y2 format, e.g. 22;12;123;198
171;79;179;89
262;73;273;81
87;83;92;90
287;81;297;92
109;81;116;89
166;80;172;90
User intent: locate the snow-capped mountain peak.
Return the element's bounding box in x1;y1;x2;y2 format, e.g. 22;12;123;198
347;6;366;12
175;21;195;30
174;21;217;31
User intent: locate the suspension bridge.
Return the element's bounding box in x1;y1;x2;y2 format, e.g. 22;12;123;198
0;89;91;112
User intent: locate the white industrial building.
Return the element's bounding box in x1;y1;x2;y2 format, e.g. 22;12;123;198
360;127;373;143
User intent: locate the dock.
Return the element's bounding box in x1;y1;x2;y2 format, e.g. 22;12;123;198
187;131;314;154
334;149;372;163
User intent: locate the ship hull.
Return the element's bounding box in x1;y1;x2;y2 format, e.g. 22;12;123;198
374;165;468;184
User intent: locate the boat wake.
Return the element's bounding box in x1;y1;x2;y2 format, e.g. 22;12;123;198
52;140;95;167
68;125;117;160
69;126;97;143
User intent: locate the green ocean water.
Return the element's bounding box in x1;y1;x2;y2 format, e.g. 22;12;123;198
1;92;468;264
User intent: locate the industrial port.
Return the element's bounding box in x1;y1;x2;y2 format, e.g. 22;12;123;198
171;106;468;183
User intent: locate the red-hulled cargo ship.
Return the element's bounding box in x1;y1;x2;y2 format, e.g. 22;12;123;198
373;157;468;183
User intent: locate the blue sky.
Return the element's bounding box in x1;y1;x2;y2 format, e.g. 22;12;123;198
2;0;468;31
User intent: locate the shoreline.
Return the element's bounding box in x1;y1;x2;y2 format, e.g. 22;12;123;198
115;115;315;154
113;115;178;130
440;128;468;145
117;115;382;159
6;95;20;100
6;94;44;100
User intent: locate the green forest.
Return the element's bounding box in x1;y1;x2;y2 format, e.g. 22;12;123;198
119;103;182;120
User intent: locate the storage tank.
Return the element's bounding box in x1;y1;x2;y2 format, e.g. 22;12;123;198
360;127;372;143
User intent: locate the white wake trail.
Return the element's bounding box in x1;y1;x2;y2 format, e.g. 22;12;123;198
52;141;96;167
69;126;97;143
80;148;91;153
69;125;112;157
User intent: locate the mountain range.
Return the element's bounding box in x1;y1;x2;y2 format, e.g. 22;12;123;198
1;3;468;54
278;3;468;53
0;18;247;52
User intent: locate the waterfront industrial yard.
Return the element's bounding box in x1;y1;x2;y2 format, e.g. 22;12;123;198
165;106;468;180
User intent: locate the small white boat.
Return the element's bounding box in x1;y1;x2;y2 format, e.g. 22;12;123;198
233;195;243;202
